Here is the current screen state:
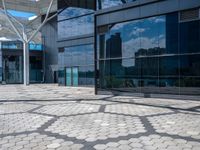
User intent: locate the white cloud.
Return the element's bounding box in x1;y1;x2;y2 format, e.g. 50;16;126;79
130;27;146;36
123;37;158;55
155;18;165;23
0;37;11;41
112;20;141;31
158;34;166;48
147;17;165;23
59;7;93;20
122;36;164;67
58;15;94;39
101;0;121;8
28;15;37;21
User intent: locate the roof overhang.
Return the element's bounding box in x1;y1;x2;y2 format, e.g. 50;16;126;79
0;0;57;43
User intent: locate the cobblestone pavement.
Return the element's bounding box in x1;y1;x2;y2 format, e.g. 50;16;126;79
0;84;200;150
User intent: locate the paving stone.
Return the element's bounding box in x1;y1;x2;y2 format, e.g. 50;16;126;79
105;104;172;116
94;144;108;150
34;103;100;116
0;133;83;150
106;142;119;147
94;135;200;150
46;113;145;141
148;113;200;138
0;113;52;134
47;143;61;148
0;84;200;150
0;103;39;114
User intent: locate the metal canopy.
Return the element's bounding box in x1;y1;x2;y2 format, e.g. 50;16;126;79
0;12;42;42
0;0;57;43
0;0;57;15
0;0;57;85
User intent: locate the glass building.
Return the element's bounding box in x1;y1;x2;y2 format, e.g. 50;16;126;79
56;0;135;87
47;0;200;97
0;41;43;84
57;0;96;86
95;1;200;96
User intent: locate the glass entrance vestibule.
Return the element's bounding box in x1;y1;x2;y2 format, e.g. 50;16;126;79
58;44;95;86
65;67;79;86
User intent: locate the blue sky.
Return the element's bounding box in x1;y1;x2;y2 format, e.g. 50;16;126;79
8;9;36;18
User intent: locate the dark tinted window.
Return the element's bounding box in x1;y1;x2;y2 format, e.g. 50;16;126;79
180;20;200;54
97;12;200;95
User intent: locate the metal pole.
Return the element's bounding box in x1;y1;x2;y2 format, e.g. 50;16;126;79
23;42;29;85
27;0;54;42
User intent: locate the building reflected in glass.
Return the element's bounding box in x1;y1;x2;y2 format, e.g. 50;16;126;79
97;12;200;95
0;41;43;84
55;0;200;96
57;0;95;86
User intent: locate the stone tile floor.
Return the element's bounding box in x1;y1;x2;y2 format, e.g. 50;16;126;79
0;84;200;150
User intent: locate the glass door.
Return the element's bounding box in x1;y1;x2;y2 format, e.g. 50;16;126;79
3;56;23;84
66;68;72;86
72;67;78;86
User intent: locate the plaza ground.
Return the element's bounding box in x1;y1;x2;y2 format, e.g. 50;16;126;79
0;84;200;150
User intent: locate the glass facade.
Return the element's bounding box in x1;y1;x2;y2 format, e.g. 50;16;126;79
97;0;136;9
58;44;94;86
58;14;94;39
30;56;43;82
57;0;95;86
2;56;23;84
97;12;200;95
1;55;43;84
0;41;43;84
58;0;95;40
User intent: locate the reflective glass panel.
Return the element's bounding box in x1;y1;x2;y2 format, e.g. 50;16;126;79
78;66;87;85
97;12;200;95
58;14;94;39
58;69;65;85
98;0;136;9
66;68;72;86
99;58;141;92
180;54;200;95
72;67;79;86
86;65;95;85
165;13;179;54
180;20;200;54
58;7;94;21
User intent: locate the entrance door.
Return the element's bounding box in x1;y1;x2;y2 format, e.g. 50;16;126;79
3;56;23;84
66;68;72;86
66;67;79;86
72;67;78;86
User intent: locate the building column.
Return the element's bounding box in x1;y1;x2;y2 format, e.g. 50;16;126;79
23;42;29;85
